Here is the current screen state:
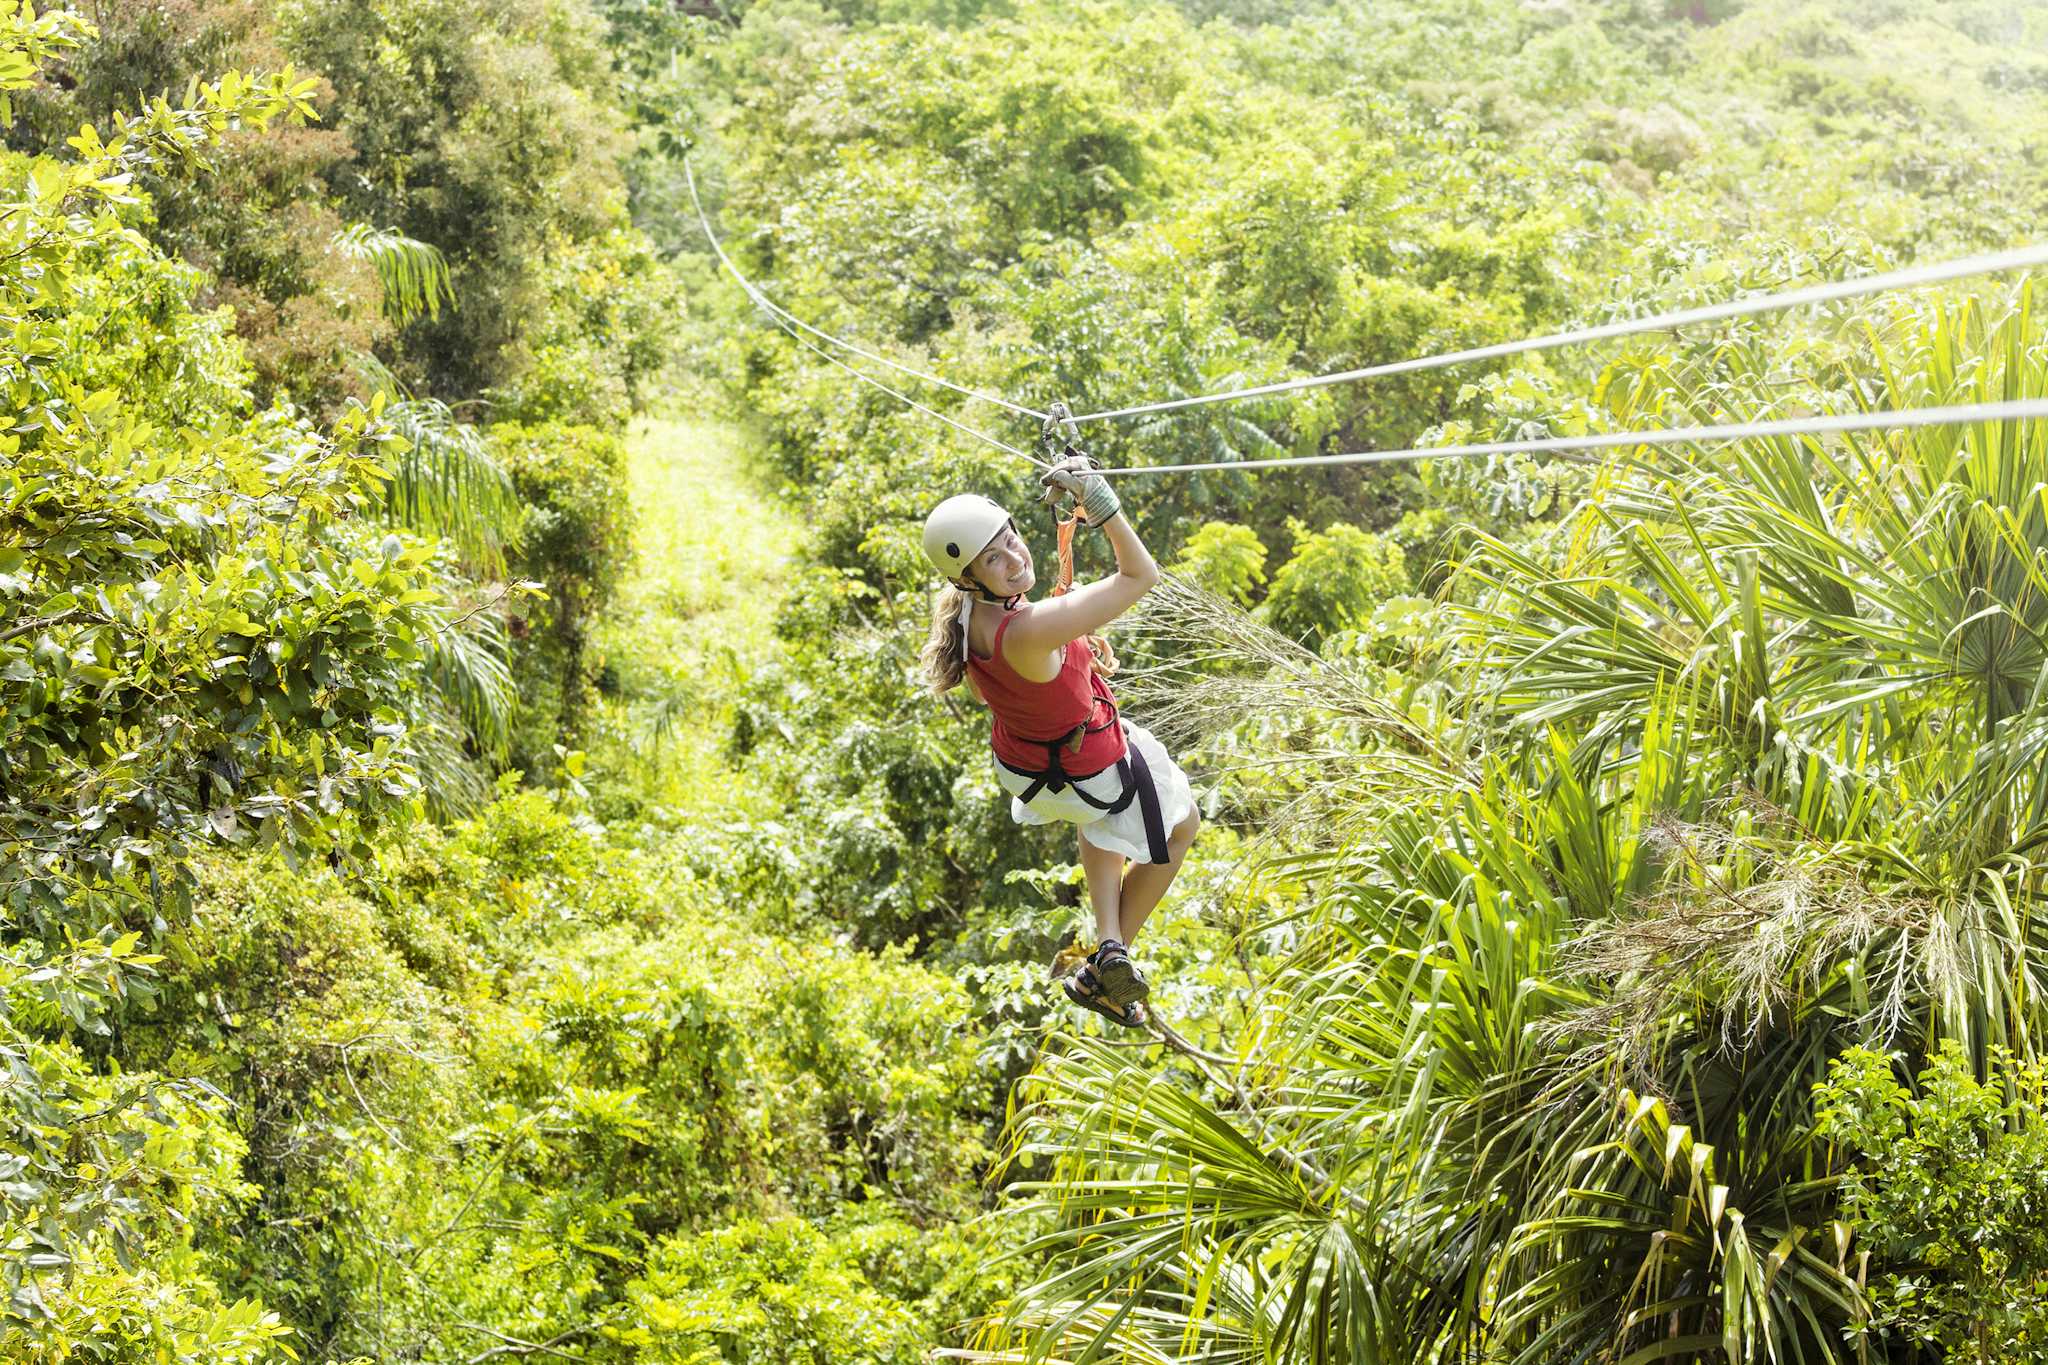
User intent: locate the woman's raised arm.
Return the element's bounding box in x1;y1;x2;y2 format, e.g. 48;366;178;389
1005;464;1158;657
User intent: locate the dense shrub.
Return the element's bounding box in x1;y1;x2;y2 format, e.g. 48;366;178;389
81;782;991;1361
1170;521;1269;606
1261;520;1411;648
626;1217;927;1365
491;421;637;770
1819;1042;2048;1360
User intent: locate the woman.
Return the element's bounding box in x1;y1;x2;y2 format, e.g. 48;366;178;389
918;457;1201;1028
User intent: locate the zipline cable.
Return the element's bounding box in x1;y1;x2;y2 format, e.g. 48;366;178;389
771;310;1051;469
684;155;1050;425
691;159;2048;483
1090;398;2048;477
687;158;1046;468
1067;243;2048;425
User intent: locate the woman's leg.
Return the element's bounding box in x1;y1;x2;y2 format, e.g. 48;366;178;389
1111;807;1201;944
1078;827;1127;945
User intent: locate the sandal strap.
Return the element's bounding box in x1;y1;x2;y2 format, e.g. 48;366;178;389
1063;969;1142;1027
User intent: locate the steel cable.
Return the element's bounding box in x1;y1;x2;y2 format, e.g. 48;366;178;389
685;156;1050;426
1089;398;2048;477
692;160;2048;487
1067;244;2048;425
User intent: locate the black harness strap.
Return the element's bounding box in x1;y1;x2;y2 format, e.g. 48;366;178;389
996;705;1173;866
1122;732;1171;866
999;731;1135;813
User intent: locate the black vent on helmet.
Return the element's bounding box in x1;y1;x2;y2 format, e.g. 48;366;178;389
946;541;959;558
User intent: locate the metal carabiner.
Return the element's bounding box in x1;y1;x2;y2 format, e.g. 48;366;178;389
1037;399;1101;512
1041;399;1082;464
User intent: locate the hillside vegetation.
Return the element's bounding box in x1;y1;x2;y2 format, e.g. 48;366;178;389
8;1;2048;1362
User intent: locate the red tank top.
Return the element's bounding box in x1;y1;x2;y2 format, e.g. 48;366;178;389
965;611;1126;777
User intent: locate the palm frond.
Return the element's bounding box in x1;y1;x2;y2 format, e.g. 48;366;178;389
333;222;455;325
417;594;517;765
404;700;497;820
379;398;518;574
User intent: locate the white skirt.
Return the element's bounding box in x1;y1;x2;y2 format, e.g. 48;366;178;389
994;720;1195;865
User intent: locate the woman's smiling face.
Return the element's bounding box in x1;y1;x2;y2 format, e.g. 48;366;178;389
966;522;1034;597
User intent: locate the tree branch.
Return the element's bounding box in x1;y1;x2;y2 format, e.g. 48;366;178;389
0;608;83;644
458;1319;606;1364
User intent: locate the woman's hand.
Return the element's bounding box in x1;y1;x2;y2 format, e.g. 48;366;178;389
1038;455;1121;527
1037;454;1093;501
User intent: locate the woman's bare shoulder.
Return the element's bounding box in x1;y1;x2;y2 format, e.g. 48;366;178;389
999;603;1064;682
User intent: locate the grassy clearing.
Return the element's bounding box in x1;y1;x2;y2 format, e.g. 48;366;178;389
584;417;797;826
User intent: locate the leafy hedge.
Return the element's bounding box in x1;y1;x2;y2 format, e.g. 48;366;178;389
82;782;992;1361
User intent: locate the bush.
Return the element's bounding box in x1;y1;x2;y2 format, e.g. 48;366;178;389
1817;1041;2048;1361
490;421;637;770
628;1216;927;1365
1170;521;1269;606
1262;520;1411;649
82;780;994;1361
1582;103;1706;176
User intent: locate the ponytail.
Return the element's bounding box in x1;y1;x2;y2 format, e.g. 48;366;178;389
920;583;970;695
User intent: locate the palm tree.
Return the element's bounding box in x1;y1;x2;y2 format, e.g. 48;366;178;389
964;281;2048;1364
337;247;524;813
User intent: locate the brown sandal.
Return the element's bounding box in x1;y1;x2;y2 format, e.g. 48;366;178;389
1089;938;1150;1009
1062;962;1148;1029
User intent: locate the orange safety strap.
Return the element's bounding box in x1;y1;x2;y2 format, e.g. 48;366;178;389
1052;511;1080;595
1051;507;1117;677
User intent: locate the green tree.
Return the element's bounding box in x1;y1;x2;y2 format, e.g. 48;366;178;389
1262;519;1409;647
275;0;640;402
1819;1042;2048;1362
1169;521;1267;606
0;10;422;1359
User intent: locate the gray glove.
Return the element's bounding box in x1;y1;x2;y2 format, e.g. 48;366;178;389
1039;455;1121;527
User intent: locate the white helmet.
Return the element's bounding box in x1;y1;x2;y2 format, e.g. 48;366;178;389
922;494;1012;580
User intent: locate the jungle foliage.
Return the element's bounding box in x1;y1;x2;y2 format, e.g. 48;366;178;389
12;0;2048;1362
666;0;2048;1361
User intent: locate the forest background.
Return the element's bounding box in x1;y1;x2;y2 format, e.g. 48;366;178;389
8;0;2048;1361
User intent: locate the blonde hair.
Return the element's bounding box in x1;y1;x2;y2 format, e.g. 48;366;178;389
921;583;970;695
